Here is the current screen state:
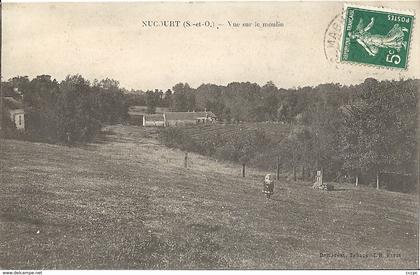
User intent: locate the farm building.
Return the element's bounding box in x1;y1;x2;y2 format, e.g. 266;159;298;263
143;114;165;127
132;107;217;127
128;106;171;125
164;111;216;127
3;97;25;130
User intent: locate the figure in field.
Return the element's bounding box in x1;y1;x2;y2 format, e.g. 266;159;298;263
262;174;275;199
349;17;408;56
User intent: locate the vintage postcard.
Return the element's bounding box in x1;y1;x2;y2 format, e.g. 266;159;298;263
0;1;419;272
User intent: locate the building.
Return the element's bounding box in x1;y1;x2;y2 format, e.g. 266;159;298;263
131;106;217;127
143;113;165;127
3;97;25;130
128;106;171;126
164;111;216;127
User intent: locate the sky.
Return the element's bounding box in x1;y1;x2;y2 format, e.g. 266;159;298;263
2;1;420;91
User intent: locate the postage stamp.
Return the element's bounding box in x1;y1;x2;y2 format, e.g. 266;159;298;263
340;4;415;69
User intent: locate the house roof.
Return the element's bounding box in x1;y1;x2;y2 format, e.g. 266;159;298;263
144;113;164;121
9;109;25;115
129;105;147;111
3;97;23;110
156;107;171;113
164;111;216;121
128;111;144;117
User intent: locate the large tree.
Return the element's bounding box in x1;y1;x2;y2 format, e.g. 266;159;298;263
172;83;195;112
339;78;418;187
56;75;101;143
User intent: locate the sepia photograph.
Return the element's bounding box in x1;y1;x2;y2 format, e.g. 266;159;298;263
0;1;419;271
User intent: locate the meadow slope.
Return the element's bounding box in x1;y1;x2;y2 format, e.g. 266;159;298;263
0;125;418;269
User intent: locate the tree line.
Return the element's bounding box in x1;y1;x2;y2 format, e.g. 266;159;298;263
1;74;128;143
158;78;418;192
132;81;353;123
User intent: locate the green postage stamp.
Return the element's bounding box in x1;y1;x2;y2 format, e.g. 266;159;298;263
340;4;415;69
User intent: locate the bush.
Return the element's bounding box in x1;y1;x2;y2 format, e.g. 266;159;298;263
379;173;416;193
160;125;269;166
160;127;203;153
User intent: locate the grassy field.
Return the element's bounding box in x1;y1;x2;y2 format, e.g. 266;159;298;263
0;125;418;269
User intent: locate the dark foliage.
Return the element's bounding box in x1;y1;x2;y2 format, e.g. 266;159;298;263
160;125;269;165
1;74;128;144
160;78;418;193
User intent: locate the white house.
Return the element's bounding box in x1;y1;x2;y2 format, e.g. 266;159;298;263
3;97;25;130
128;105;171;126
143;113;165;127
9;109;25;130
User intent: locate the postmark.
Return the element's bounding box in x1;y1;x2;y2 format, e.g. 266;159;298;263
324;13;345;67
324;13;343;63
340;4;415;69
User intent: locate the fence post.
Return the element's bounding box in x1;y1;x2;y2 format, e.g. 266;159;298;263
302;166;305;180
66;132;71;144
184;152;188;168
376;172;380;190
355;175;359;187
276;155;280;180
242;163;246;178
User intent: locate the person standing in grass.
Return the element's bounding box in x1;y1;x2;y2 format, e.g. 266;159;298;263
262;174;275;199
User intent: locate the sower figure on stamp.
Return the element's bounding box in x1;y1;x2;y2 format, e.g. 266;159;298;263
262;174;275;199
349;17;408;57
